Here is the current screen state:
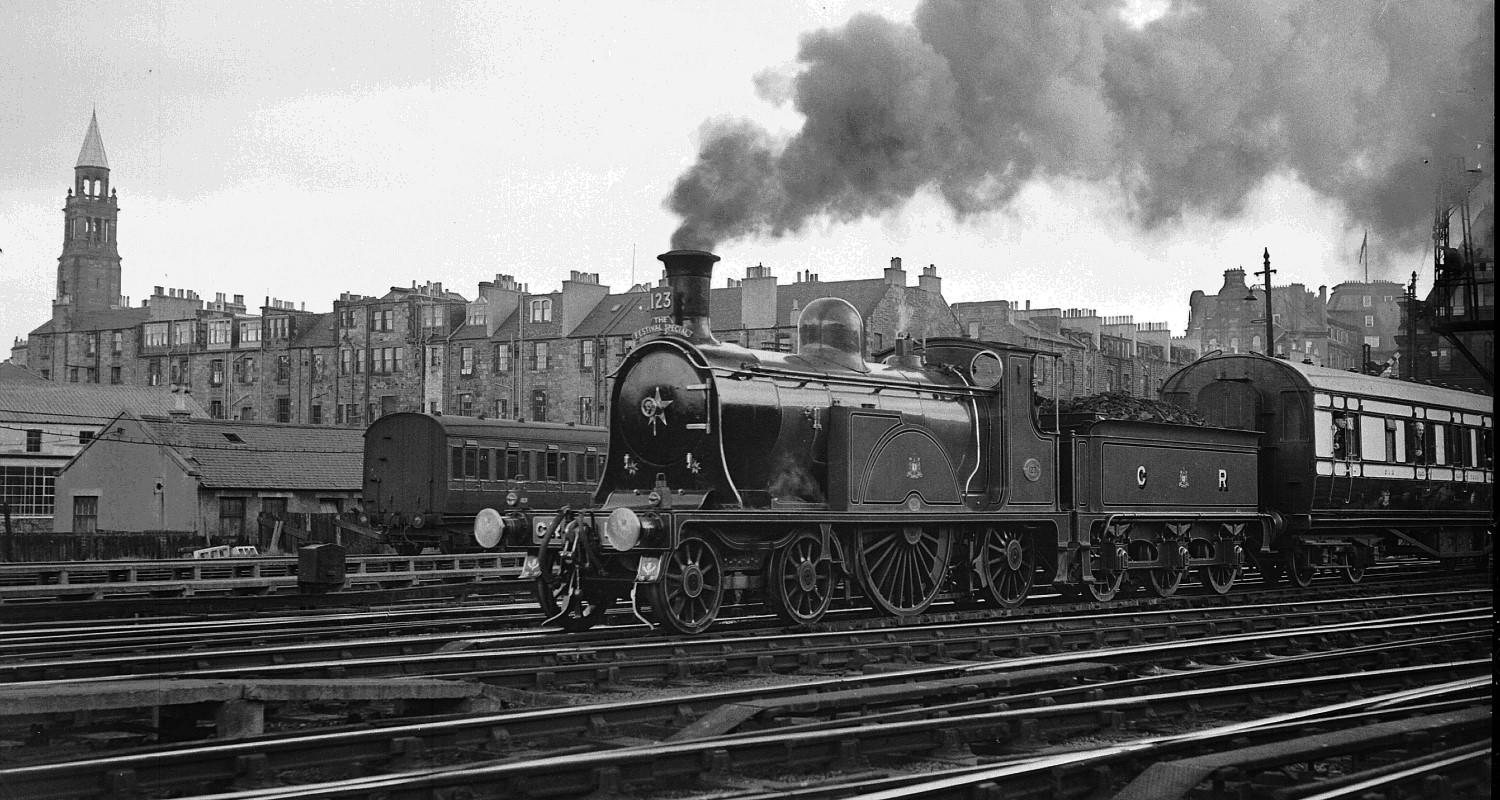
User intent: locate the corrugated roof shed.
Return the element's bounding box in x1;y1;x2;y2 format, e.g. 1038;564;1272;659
135;416;363;490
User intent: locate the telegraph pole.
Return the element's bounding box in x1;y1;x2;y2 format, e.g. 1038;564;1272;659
1255;248;1275;357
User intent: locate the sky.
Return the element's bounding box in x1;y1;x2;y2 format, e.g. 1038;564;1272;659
1;0;1493;354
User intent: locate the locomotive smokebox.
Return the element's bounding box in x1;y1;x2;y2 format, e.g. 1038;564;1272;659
658;249;719;343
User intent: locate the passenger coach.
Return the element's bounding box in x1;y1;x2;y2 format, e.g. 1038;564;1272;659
1163;352;1493;584
363;413;607;553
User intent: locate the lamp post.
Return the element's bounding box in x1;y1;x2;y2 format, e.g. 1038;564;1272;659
1254;248;1275;356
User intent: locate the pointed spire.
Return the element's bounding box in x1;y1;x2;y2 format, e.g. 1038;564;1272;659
76;110;109;169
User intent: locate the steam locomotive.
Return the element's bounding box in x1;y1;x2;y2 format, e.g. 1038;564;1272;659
486;250;1492;634
362;412;606;554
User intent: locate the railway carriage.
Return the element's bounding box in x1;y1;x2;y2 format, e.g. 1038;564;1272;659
1162;353;1493;584
363;413;607;554
520;250;1264;633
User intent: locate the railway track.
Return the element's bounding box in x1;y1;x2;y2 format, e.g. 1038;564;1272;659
0;562;1475;667
0;588;1489;798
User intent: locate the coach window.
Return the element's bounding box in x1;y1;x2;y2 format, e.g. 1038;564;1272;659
1331;412;1359;459
1482;429;1494;468
463;446;478;479
505;447;520;480
1432;424;1448;465
1383;419;1403;463
1358;414;1385;461
546;451;560;482
451;446;464;478
559;452;572;482
478;448;491;480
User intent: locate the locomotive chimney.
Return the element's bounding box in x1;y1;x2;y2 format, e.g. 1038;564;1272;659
657;249;720;343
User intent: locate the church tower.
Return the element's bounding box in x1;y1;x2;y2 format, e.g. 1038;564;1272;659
56;111;122;314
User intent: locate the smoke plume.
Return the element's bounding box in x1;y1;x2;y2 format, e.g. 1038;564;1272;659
667;0;1495;260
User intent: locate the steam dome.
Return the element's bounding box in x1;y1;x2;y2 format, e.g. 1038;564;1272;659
797;296;867;372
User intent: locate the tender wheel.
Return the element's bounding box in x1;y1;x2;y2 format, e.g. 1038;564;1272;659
1199;565;1239;595
1284;547;1315;589
767;529;836;625
976;527;1035;609
1341;562;1366;584
1136;541;1186;598
536;537;609;632
649;536;724;635
1086;569;1125;602
854;525;954;617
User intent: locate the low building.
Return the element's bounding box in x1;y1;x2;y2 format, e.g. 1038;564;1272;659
53;413;362;539
1;368;206;531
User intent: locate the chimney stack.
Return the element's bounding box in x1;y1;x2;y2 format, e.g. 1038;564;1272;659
658;249;720;343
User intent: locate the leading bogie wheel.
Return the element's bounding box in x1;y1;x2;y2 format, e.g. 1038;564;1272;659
854;525;954;617
976;527;1035;609
649;535;724;635
536;538;610;632
767;528;836;625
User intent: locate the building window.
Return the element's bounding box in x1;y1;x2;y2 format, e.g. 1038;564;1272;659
73;495;99;533
208;320;232;346
370;309;394;331
276;398;291;423
237;356;256;383
579;396;595;425
421;305;446;329
531;341;548;370
276;355;290;382
1362;296;1372;307
25;430;43;452
148;359;162;386
110;366;121;384
144;323;168;348
458;393;475;416
240;321;262;344
84;334;97;356
261;497;288;521
267;317;290;340
371;347;404;374
173;322;194;347
531;389;547;422
111;331;123;354
339;308;358;328
310;404;323;425
529;298;552;323
339;403;362;426
494;345;510;373
210;359;225;386
467;309;487;327
1364;315;1375;328
69;367;79;382
85;367;98;383
494;399;509;419
580;340;595;370
0;465;57;515
210;400;224;419
220;497;247;539
460;346;475;377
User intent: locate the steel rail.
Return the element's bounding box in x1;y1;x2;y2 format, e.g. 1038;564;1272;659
0;589;1486;685
78;668;1490;800
0;615;1486;799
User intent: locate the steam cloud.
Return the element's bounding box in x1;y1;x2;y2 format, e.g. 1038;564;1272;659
667;0;1495;263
